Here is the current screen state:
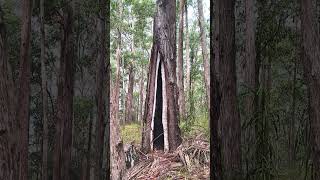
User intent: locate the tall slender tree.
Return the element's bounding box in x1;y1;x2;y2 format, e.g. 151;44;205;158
17;1;32;179
177;0;186;121
197;0;210;108
301;0;320;178
53;1;75;179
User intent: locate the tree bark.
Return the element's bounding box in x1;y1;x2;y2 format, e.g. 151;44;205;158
53;2;74;180
138;69;144;122
243;0;257;173
0;8;19;180
16;1;32;179
215;0;242;178
125;64;135;123
185;3;191;103
301;0;320;178
40;0;48;179
197;0;210;109
142;0;182;153
94;0;107;179
177;0;186;121
110;1;126;178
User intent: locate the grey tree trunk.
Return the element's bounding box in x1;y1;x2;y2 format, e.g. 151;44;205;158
40;0;48;179
53;2;74;180
177;0;186;121
142;0;182;153
197;0;210;109
0;8;19;180
215;0;242;178
125;64;134;123
185;3;191;103
301;0;320;178
16;1;32;179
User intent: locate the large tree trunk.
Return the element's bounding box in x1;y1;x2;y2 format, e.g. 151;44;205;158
177;0;186;121
40;0;48;179
243;0;257;173
53;2;74;180
215;0;242;178
0;8;19;180
197;0;210;109
142;0;182;153
110;0;126;178
16;1;32;179
301;0;320;178
125;64;135;123
94;0;107;179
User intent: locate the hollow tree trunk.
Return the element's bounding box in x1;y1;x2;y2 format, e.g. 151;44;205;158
177;0;186;121
94;0;107;179
197;0;210;109
215;0;242;178
53;2;74;180
40;0;48;179
16;1;32;179
125;64;134;123
142;0;182;153
301;0;320;178
0;8;19;180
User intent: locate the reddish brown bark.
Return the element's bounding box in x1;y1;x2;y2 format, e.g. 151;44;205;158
53;2;74;180
301;0;320;178
215;0;242;178
16;1;32;179
125;64;135;123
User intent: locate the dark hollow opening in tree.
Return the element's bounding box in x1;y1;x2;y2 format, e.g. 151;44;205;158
153;60;164;150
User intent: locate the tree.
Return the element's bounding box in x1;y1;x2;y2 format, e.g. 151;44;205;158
243;0;257;173
53;1;75;179
40;0;49;179
16;1;32;179
125;63;135;123
141;0;182;153
185;2;191;104
215;0;242;178
177;0;186;121
301;0;320;178
110;0;126;178
94;0;107;179
0;7;19;180
197;0;210;109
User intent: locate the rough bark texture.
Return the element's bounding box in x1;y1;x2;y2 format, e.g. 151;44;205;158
243;0;257;173
0;8;19;180
142;0;182;153
216;0;242;178
16;1;32;179
105;0;110;178
177;0;186;121
110;1;126;177
197;0;210;109
138;70;144;122
301;0;320;178
53;2;74;180
185;3;191;100
40;0;49;179
94;0;107;179
125;64;135;122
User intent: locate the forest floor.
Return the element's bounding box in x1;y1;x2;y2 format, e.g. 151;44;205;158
121;117;210;179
